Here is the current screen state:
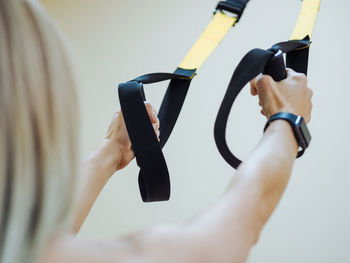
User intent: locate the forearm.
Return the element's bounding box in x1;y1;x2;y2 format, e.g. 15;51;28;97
71;140;118;233
184;120;299;262
70;106;157;233
232;119;298;225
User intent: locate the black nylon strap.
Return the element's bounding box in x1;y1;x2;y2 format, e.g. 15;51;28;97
214;39;310;169
118;69;194;202
158;68;195;148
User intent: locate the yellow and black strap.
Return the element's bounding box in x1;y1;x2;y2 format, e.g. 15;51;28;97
118;0;250;202
214;0;321;169
291;0;321;40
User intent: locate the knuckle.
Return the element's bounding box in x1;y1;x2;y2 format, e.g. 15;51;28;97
308;88;313;97
307;113;312;123
262;75;273;84
294;73;307;83
257;76;273;92
286;68;295;74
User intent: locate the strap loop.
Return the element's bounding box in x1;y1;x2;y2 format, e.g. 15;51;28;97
214;40;310;169
119;70;195;202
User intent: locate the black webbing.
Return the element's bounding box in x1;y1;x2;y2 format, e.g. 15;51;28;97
214;38;311;169
118;0;250;202
118;69;194;202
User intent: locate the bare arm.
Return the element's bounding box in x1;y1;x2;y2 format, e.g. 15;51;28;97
71;102;159;233
44;120;300;263
114;118;302;263
47;69;312;263
104;118;300;263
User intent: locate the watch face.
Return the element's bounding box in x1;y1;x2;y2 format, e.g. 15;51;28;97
300;121;311;146
295;117;311;148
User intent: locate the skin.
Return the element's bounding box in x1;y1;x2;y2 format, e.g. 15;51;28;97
71;101;160;233
44;69;313;263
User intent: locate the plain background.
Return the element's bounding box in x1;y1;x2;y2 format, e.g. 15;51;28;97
41;0;350;262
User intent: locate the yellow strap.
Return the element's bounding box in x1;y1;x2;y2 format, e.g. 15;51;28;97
178;12;236;71
290;0;321;40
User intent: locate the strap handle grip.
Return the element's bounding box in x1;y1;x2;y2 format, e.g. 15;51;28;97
262;50;287;82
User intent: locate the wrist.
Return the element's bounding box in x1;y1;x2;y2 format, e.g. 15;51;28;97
83;139;122;180
265;120;299;153
265;112;311;159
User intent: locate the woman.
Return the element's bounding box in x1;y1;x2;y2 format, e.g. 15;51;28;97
0;0;312;262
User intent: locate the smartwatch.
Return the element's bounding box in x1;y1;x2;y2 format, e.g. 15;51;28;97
264;112;311;158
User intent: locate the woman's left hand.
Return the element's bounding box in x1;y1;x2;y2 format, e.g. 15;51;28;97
107;101;159;172
86;101;160;178
74;102;159;232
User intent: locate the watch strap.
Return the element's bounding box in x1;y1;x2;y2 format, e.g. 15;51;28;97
264;112;307;158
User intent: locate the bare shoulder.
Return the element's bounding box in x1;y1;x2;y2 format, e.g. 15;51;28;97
42;224;214;263
42;234;139;263
42;222;252;263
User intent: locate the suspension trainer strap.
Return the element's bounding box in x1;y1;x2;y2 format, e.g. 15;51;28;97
214;0;320;169
291;0;321;40
118;0;250;202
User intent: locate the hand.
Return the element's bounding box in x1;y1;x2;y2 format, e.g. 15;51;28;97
74;102;159;232
87;101;160;177
107;101;160;172
250;69;313;123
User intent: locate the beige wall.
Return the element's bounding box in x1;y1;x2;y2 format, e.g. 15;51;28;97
41;0;350;262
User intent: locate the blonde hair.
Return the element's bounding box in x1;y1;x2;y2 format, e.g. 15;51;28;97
0;0;78;262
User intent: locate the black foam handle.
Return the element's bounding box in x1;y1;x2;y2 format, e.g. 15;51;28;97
262;50;287;82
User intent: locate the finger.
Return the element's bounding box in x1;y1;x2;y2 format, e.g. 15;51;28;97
302;100;313;124
285;68;296;77
286;68;308;87
307;87;313;99
250;73;263;87
250;74;263;95
250;82;258;96
151;102;158;115
306;101;313;115
305;113;311;124
152;119;159;130
153;124;160;141
254;74;275;98
306;99;313;108
257;74;274;89
144;101;158;123
107;111;120;131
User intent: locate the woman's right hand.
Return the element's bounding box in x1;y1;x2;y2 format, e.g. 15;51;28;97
250;68;313;123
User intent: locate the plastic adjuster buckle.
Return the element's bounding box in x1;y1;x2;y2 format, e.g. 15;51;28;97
214;0;248;23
